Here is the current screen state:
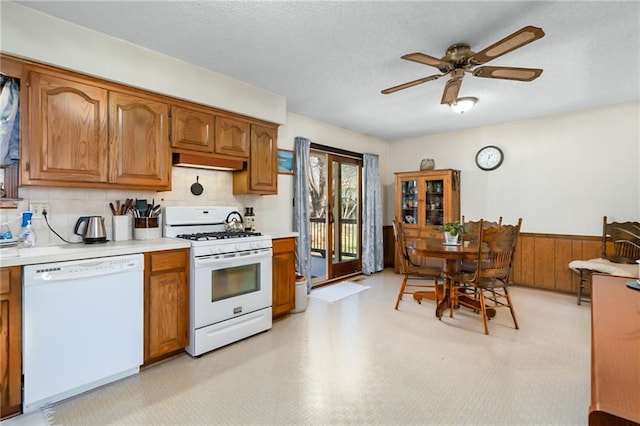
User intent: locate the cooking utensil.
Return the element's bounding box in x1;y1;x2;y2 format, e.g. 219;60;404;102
73;216;108;244
109;202;117;215
136;199;148;214
190;176;203;196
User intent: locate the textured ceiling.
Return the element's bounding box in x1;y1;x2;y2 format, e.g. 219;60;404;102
16;1;640;141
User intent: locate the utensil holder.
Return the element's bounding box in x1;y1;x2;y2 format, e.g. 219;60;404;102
133;217;161;240
112;215;133;241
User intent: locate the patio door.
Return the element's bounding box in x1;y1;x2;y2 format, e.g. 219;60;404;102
309;149;362;285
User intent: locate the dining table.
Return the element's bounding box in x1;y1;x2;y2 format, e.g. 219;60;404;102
406;237;496;319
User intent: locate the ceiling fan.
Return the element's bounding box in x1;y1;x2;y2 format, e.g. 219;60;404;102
381;26;545;105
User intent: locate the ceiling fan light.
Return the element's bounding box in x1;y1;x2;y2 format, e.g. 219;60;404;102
450;97;478;114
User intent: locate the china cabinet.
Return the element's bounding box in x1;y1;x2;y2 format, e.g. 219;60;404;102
394;169;461;270
395;169;460;233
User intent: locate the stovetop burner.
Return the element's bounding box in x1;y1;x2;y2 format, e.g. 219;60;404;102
176;231;263;241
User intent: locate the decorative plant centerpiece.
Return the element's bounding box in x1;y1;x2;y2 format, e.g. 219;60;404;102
438;221;466;245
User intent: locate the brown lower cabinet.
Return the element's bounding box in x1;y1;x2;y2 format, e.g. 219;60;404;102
144;249;189;365
0;266;22;420
272;237;296;318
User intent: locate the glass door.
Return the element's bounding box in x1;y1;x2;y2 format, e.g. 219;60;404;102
424;179;445;226
329;156;361;279
400;178;419;225
308;150;362;285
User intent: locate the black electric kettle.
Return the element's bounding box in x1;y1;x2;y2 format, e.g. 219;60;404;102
74;216;108;244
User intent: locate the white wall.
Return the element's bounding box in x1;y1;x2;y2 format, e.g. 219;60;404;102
387;103;640;235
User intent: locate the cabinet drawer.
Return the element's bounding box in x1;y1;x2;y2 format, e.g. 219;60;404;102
273;237;295;254
0;267;18;295
148;249;187;273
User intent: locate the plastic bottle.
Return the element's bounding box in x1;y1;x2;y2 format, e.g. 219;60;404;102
18;211;36;248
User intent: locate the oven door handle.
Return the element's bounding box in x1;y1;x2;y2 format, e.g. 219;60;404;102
194;249;272;267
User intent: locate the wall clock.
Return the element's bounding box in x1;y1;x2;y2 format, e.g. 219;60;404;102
475;145;504;171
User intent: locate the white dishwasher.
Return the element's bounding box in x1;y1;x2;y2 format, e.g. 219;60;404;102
23;253;144;413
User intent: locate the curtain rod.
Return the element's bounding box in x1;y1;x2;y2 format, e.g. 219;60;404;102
310;142;363;160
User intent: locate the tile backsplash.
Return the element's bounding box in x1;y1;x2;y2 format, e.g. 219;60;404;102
0;167;262;246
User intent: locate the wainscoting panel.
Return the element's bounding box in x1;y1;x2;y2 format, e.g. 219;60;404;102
512;233;601;294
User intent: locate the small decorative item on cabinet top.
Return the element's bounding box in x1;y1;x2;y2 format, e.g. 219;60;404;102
420;158;435;170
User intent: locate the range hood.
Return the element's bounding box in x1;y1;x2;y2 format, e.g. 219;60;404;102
172;153;245;171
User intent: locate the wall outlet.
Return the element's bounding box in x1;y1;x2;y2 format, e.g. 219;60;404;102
29;203;51;218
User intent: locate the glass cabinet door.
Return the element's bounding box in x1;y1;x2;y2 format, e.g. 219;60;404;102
424;179;444;226
400;179;418;224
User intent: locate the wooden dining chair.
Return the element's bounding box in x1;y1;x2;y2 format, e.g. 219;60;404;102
392;218;442;310
576;216;640;305
447;218;522;334
459;216;502;274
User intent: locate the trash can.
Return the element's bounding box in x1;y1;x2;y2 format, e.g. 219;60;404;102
291;275;308;313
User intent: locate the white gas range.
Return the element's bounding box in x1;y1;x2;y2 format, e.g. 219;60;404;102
164;206;272;357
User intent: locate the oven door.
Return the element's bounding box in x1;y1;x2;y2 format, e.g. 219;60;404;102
192;248;272;328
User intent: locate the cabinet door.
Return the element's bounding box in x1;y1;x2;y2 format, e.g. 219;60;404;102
423;178;445;226
0;266;22;419
397;177;420;227
170;105;214;153
109;91;171;190
144;250;189;363
214;116;250;158
147;271;188;359
249;125;277;193
272;238;296;317
27;70;108;183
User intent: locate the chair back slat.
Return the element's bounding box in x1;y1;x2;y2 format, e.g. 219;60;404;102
601;216;640;263
474;218;522;281
462;215;502;243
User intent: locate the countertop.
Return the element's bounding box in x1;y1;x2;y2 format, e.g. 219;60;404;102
0;238;191;267
268;231;299;240
0;232;297;267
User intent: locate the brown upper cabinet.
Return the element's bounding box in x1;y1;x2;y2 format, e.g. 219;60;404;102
170;104;215;153
170;105;250;159
23;65;171;191
26;68;109;184
109;90;171;189
233;124;278;195
4;54;280;194
214;115;250;158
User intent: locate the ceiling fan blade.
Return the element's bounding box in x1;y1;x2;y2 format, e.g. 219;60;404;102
402;53;453;71
441;78;462;104
473;66;543;81
469;26;545;65
381;74;443;94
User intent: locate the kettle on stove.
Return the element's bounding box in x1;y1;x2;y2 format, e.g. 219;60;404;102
74;216;108;244
224;211;244;232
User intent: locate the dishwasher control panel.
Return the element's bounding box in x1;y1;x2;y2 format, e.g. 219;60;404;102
24;254;144;283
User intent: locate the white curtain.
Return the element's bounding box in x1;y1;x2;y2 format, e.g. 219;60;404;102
361;153;384;274
293;137;312;293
